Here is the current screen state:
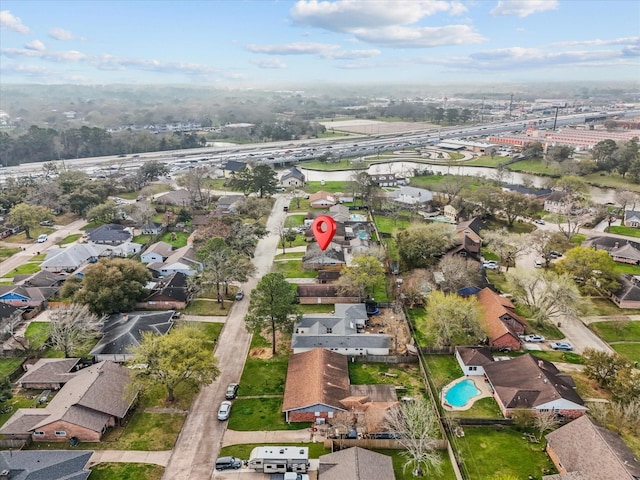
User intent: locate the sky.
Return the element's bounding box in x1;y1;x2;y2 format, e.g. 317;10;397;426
1;0;639;86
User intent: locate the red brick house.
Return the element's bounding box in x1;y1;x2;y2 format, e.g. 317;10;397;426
476;288;527;350
0;361;136;442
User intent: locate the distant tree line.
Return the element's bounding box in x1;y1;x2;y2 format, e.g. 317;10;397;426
0;118;325;166
361;102;475;124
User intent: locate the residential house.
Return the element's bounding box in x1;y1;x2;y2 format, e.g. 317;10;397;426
216;194;244;214
369;173;401;187
282;348;397;423
305;223;347;245
41;243;110;273
0;286;51;308
155;189;192;206
14;270;66;288
449;217;484;259
109;241;143;258
141;241;174;264
280;167;306;187
443;205;459;222
544;191;570;213
223;160;247;178
329;204;351;223
319;447;395;480
309;191;337;208
388;186;433;206
624;209;640;228
86;223;133;245
502;184;552;199
476;287;527;350
610;274;640;309
291;304;391;355
147;245;202;276
192;213;213;228
582;236;640;265
545;415;639;480
0;361;136;442
0;302;21;322
137;272;190;310
90;311;174;362
0;450;93;480
140;221;163;235
17;358;80;390
484;354;586;419
302;242;345;270
318;270;341;284
454;346;495;376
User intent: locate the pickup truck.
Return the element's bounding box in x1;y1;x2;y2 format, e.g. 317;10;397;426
270;473;310;480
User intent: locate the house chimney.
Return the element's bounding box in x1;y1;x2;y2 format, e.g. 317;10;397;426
614;242;619;249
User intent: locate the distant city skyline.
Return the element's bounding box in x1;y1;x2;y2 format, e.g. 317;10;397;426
1;0;639;85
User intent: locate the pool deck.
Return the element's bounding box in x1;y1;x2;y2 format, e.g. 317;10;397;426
441;376;493;411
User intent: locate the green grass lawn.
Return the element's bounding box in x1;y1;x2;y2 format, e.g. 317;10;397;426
304;181;348;193
455;426;557;480
613;263;640;275
609;343;640;363
374;215;411;234
0;246;20;261
137;380;200;410
524;350;583;365
0;357;25;378
227;397;308;431
452;397;503;419
348;362;425;398
160;231;190;248
506;158;560;176
274;252;305;259
288;198;311;212
132;234;153;245
1;262;41;278
181;299;231;316
271;260;317;278
422;354;462;390
0;394;40;427
58;234;82;245
239;355;289;396
284;214;306;227
585;296;640;316
297;304;336;314
465;155;510;167
606;225;640;238
181;321;224;343
582;171;640;192
24;321;50;348
589;319;640;342
90;463;164;480
376;449;456;480
407;174;447;189
70;412;184;451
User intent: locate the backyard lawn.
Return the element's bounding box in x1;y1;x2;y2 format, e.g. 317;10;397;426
348;362;424;398
0;357;25;378
454;426;557;480
160;231;190;248
373;214;411;234
25;321;50;348
422;354;462;390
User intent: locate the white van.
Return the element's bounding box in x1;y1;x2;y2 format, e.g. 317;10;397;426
37;234;48;243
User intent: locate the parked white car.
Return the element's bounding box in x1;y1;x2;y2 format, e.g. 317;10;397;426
37;234;48;243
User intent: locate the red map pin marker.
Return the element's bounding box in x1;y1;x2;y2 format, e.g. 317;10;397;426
312;215;336;251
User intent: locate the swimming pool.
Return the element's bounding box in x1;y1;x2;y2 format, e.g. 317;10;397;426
445;379;480;408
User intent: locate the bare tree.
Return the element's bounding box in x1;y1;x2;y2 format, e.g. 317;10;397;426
2;311;30;352
533;410;560;441
434;256;483;292
483;231;530;271
48;304;105;357
505;269;581;327
384;398;442;477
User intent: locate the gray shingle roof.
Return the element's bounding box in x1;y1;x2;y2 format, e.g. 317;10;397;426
18;358;80;387
0;450;92;480
319;447;395;480
291;334;391;349
90;311;174;358
87;223;132;244
41;244;110;270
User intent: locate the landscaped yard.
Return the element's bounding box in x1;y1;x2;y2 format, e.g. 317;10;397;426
90;463;164;480
239;354;289;396
454;426;557;480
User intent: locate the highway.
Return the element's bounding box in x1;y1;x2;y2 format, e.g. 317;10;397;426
2;109;638;181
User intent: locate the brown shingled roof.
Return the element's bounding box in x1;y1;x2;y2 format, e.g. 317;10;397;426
476;287;527;344
282;349;350;413
545;415;638;480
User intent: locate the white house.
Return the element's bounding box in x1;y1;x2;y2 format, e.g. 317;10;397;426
454;346;495;376
141;241;173;264
389;186;433;205
147;245;202;277
40;244;110;273
109;242;142;258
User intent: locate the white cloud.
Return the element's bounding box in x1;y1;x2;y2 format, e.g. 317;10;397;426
490;0;558;18
245;41;380;59
25;40;46;52
49;27;85;41
550;37;640;48
250;58;287;69
291;0;460;31
354;25;485;48
0;10;30;33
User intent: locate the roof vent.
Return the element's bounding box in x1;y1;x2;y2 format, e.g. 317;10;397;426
0;470;10;479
